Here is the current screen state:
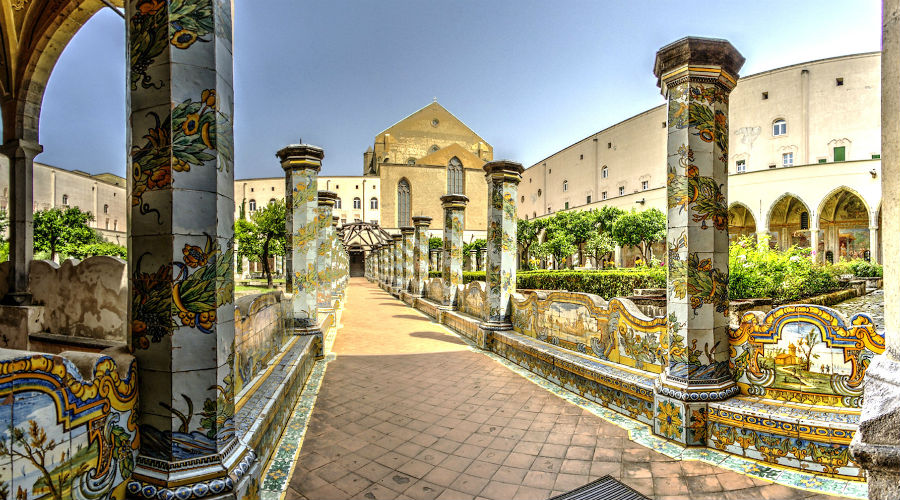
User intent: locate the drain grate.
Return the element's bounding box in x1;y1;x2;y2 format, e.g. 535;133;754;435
548;475;651;500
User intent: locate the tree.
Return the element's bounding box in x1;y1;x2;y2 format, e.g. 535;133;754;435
611;208;666;263
0;420;70;500
585;232;616;268
516;218;544;270
33;207;99;261
428;236;443;250
536;230;576;270
235;200;286;287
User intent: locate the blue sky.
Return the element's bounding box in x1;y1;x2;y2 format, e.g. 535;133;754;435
34;1;880;179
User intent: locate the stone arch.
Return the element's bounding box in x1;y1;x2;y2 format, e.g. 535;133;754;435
816;186;872;262
766;193;813;250
1;0;115;143
728;202;757;242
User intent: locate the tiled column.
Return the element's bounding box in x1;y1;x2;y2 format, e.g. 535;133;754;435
429;248;437;270
316;191;338;310
391;233;403;291
477;247;487;272
482;161;523;331
400;226;415;292
332;216;344;300
383;240;393;288
852;2;900;496
412;216;432;296
279;144;323;338
653;37;744;446
440;194;468;307
125;0;256;494
0;139;41;304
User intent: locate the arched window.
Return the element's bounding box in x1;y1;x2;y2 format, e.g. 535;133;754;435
447;157;464;195
398;179;411;226
353;197;361;209
334;198;342;209
407;158;416;165
103;204;109;214
773;119;787;136
248;199;256;211
269;198;276;205
370;197;378;209
62;194;69;205
537;189;542;197
563;180;568;192
800;211;810;230
601;166;609;179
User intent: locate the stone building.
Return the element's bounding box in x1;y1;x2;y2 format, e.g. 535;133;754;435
0;158;127;245
520;52;882;264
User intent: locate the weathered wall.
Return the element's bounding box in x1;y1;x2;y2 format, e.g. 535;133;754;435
29;256;127;342
234;291;289;396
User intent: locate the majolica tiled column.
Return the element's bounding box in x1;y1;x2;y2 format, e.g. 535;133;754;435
482;161;523;330
441;194;468;307
412;216;432;296
126;0;255;495
653;37;743;446
400;226;415;292
391;233;403;291
316;191;338;310
383;240;393;288
852;2;900;496
279;144;323;338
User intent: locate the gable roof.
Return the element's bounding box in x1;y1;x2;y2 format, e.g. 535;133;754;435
376;101;491;146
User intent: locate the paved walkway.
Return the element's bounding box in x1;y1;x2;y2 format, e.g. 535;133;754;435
287;279;851;500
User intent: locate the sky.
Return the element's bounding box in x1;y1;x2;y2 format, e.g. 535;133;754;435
33;1;881;180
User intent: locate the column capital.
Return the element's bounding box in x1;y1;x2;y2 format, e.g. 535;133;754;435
332;215;340;227
317;190;338;208
440;194;469;209
483;160;524;183
0;138;43;158
277;143;324;172
412;215;432;228
400;225;415;235
653;37;745;95
391;233;403;242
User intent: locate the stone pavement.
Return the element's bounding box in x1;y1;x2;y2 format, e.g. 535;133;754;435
286;278;853;500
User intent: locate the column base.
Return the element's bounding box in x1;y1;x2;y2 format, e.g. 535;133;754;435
850;354;900;499
653;378;739;446
128;439;257;500
476;321;511;351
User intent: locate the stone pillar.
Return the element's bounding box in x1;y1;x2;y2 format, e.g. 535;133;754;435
412;217;432;295
429;248;437;270
384;240;394;288
392;234;402;291
482;161;523;330
126;0;257;494
614;244;623;268
316;191;338;309
809;228;820;263
852;2;900;495
440;194;468;307
400;226;415;292
654;37;744;445
477;247;487;271
0;139;41;304
869;226;880;264
279;144;323;338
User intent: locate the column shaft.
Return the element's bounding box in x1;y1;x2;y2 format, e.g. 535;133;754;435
483;161;523;327
441;195;468;307
654;37;744;446
391;234;402;290
412;217;432;295
316;191;338;309
400;227;415;292
0;139;41;304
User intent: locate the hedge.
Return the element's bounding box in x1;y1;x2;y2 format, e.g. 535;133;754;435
426;268;666;299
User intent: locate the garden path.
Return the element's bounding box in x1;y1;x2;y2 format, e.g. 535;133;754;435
286;278;851;500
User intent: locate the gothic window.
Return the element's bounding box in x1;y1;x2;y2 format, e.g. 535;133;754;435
398;179;411;226
447;157;464;195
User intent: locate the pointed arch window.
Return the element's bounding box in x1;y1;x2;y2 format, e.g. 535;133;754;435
447;157;464;195
398;179;411;226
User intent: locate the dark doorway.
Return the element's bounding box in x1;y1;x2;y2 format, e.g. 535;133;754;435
350;250;366;277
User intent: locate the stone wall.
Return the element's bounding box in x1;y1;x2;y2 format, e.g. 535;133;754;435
29;257;127;342
458;281;486;320
234;292;289;396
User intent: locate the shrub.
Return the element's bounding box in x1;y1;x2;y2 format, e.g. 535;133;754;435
831;259;883;278
729;237;841;301
428;268;665;299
